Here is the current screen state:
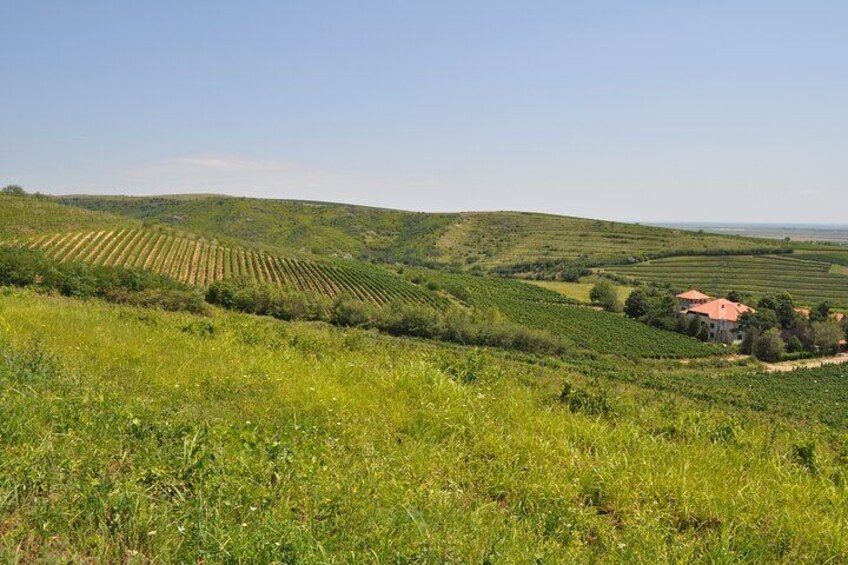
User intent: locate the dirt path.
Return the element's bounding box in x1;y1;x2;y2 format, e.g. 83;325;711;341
675;354;748;365
762;353;848;373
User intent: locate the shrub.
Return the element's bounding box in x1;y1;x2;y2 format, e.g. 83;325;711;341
0;245;200;312
812;320;843;355
330;296;377;328
377;302;444;338
752;328;785;362
205;279;329;321
589;280;622;313
106;289;210;315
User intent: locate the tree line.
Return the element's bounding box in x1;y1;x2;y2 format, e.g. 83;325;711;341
613;282;847;361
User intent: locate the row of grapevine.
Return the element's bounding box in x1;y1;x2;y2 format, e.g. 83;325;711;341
23;228;446;308
419;269;721;358
593;360;848;430
609;255;848;306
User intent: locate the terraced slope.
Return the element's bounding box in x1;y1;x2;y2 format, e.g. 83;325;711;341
0;195;129;238
25;228;445;308
609;255;848;306
436;212;782;272
57;195;782;272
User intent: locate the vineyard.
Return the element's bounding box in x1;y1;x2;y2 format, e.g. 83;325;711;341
57;195;783;273
23;228;446;308
609;254;848;306
436;212;783;272
418;270;721;358
594;360;848;430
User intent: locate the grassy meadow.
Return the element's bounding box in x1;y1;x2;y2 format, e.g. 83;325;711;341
2;290;848;562
526;280;634;304
0;195;132;239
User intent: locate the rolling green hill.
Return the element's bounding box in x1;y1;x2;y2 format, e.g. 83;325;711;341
56;194;783;273
608;254;848;307
4;194;848;562
0;194;131;238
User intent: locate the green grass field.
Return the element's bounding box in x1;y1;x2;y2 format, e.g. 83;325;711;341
0;195;131;239
2;291;848;562
526;280;634;303
609;254;848;307
56;195;782;272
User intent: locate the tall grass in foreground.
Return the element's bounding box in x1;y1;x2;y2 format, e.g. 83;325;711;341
1;291;847;562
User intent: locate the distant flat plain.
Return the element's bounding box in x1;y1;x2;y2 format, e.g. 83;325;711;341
652;223;848;245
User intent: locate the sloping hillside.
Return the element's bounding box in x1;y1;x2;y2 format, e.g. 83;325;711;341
56;195;456;264
22;226;446;308
57;195;782;272
0;194;131;238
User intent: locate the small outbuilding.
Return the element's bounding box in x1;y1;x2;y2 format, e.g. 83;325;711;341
676;289;713;311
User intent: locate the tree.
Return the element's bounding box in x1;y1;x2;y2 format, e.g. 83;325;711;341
784;318;814;352
686;315;702;337
739;309;779;335
812;320;843;355
624;289;648;319
752;327;786;362
1;184;26;196
758;292;796;329
726;290;749;304
786;335;804;353
589;280;621;312
810;301;831;323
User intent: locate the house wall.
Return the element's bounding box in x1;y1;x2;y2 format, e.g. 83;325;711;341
686;313;744;344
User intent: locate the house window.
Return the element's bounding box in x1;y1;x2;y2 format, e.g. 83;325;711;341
710;323;715;329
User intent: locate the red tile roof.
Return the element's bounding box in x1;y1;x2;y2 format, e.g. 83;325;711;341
794;308;811;318
834;313;845;322
686;299;754;322
676;289;712;300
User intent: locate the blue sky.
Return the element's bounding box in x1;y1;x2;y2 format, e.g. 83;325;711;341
2;1;846;222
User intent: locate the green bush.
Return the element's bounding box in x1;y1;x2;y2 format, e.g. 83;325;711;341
589;280;622;313
205;279;329;322
330;296;378;328
752;328;786;362
377;301;444;338
0;245;202;313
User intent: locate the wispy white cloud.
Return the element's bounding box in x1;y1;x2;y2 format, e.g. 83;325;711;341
151;156;290;173
124;155;337;194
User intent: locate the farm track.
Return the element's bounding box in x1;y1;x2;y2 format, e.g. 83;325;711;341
763;354;848;373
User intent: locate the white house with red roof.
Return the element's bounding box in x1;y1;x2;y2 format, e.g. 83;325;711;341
683;296;755;344
676;289;713;310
